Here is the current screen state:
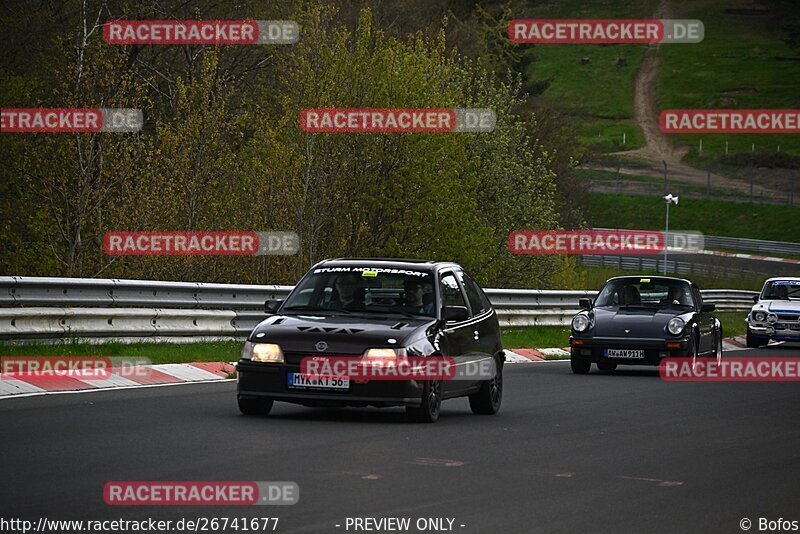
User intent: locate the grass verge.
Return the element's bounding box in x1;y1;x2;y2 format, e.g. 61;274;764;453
0;341;243;364
586;193;800;241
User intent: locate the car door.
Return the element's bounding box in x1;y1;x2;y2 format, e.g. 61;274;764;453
693;285;714;354
457;270;498;359
438;270;476;395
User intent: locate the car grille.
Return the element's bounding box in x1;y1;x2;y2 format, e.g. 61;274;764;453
776;314;799;322
295;326;364;334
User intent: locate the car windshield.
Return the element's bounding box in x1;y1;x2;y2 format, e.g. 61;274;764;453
594;278;695;309
760;280;800;301
282;266;437;317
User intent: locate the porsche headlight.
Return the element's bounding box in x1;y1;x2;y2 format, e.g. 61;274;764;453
752;311;767;322
241;341;284;363
667;317;685;335
572;314;590;333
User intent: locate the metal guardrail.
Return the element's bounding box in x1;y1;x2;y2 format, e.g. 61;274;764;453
702;235;800;257
0;277;758;340
592;228;800;257
579;254;800;278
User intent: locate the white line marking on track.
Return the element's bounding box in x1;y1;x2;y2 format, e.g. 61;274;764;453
0;378;235;400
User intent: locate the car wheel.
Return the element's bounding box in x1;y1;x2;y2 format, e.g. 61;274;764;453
596;361;617;372
469;360;503;415
406;380;441;423
746;328;761;348
238;396;274;416
570;353;591;374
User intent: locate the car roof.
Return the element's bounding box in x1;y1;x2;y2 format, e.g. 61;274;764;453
763;277;800;283
314;258;462;273
604;275;693;285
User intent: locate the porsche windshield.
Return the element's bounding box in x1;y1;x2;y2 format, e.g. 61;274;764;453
282;267;437;317
594;279;695;308
760;280;800;301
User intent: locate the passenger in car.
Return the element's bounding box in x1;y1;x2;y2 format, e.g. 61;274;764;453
622;285;641;305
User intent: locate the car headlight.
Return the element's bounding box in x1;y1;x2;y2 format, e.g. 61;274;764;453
572;314;590;333
753;311;767;322
767;314;778;324
667;317;685;335
241;341;284;363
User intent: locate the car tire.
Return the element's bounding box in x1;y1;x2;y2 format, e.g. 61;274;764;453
746;328;761;348
406;380;441;423
469;360;503;415
238;396;274;416
570;354;591;374
596;361;617;372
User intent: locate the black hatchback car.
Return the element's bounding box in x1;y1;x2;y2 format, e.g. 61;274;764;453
236;259;504;422
569;276;722;373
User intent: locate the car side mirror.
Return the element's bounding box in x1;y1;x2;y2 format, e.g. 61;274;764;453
579;298;592;309
442;306;469;322
264;299;283;313
752;295;759;303
702;303;715;312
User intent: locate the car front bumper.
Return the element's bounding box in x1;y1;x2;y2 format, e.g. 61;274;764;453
748;323;800;343
568;336;691;365
236;360;425;408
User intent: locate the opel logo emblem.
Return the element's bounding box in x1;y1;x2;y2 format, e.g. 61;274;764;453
315;341;328;352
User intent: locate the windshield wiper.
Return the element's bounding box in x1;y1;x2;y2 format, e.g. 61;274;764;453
283;305;352;314
360;306;426;318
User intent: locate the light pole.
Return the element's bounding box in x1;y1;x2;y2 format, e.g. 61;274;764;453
663;194;679;275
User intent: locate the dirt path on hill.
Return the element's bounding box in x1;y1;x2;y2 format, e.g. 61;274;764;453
594;0;783;197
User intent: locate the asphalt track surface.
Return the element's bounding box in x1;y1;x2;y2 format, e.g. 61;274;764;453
2;346;799;534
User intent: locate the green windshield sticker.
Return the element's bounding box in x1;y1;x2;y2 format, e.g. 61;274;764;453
362;269;378;278
640;278;650;283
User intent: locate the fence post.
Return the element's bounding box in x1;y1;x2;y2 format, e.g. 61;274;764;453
749;170;754;203
707;168;711;198
662;160;668;195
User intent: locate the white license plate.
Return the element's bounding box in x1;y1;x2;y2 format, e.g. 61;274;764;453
605;349;645;359
288;373;350;390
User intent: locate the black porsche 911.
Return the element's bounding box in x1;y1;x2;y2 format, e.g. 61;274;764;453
236;258;504;422
569;276;722;373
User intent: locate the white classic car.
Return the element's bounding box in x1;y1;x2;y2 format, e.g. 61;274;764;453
746;277;800;347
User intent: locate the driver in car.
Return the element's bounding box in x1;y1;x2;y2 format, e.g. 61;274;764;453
404;279;434;315
664;285;689;305
327;273;362;309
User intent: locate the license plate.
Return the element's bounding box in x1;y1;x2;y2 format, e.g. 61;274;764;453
287;373;350;390
605;349;644;359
